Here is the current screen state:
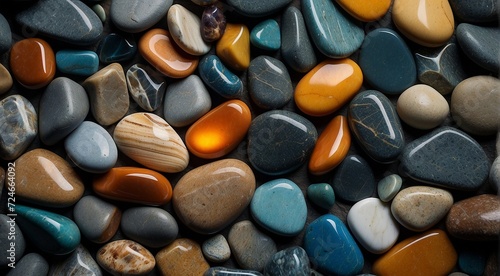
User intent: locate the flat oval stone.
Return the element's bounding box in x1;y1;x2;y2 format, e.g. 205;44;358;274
163;74;212;127
393;0;454;47
228;220;277;271
73;195;121;244
347;198;400;254
250;19;280;51
451;76;500;135
139;28;199;78
39;77;89;145
0;214;25;266
359;28;416;95
202;234;231;263
307;183;335;210
400;126;490;191
15;148;84;208
450;0;498;23
110;0;172;33
446;194;500;241
56;50;99;76
82;63;129;126
251;179;307;236
248;110;318;175
0;63;12;94
93;167;173;206
216;23;250;71
97;33;137;64
302;0;364;58
198;54;244;99
331;155;376;203
304;214;364;275
168;4;211;56
457;23;500;73
248;55;293;110
10;38;56;89
0;14;11;54
49;244;102;275
397;84;449;130
264;246;310;275
126;64;166;112
349;90;405;163
295;58;363;116
201;4;226;42
0;95;37;160
377;174;402;202
335;0;391;21
121;207;178;248
6;253;48;276
97;240;155;275
15;204;80;255
373;229;457;275
226;0;292;17
205;267;263;276
16;0;103;45
156;238;210;275
113;113;189;173
173;159;255;234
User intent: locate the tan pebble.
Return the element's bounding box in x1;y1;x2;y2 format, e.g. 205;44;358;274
97;240;155;276
167;4;211;56
0;63;12;94
155;238;209;276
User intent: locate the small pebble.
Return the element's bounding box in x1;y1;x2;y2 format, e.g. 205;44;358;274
202;234;231;263
216;23;250;71
198;54;244;99
49;244;102;275
126;63;166;112
97;240;155;275
156;238;210;275
264;246;310;276
110;0;172;33
377;174;402;202
307;183;335;210
92;4;106;22
332;155;376;203
250;19;281;51
201;4;226;42
167;4;211;56
6;253;48;276
458;246;487;276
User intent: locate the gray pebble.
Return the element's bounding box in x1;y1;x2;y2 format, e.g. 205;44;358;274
49;244;102;276
110;0;173;33
6;253;48;276
0;214;25;267
202;234;231;263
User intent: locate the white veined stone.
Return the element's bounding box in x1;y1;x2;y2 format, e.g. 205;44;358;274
167;4;211;56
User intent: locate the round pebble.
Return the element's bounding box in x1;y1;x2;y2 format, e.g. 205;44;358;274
202;234;231;263
307;183;336;209
377;174;402;202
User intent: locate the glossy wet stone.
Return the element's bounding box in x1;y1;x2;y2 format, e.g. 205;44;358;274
97;33;137;64
0;63;12;94
126;64;166;112
491;157;500;192
0;214;25;266
10;38;56;89
302;0;364;58
97;240;155;275
359;28;416;95
228;220;277;271
446;194;500;241
456;23;500;73
332;155;376;203
198;54;244;99
156;238;210;276
307;183;335;210
139;28;199;78
0;95;37;160
110;0;172;33
186;100;251;159
6;253;48;276
82;63;129;126
378;174;403;202
92;4;106;22
39;77;89;145
73;195;121;244
205;267;263;276
226;0;292;17
304;214;364;275
335;0;391;21
248;110;317;175
264;246;310;275
373;230;457;275
15;149;84;208
0;14;11;53
202;234;231;263
49;244;102;276
16;0;103;45
449;0;498;23
295;58;363;116
93;167;173;206
400;126;490;191
16;204;80;255
56;50;99;76
201;4;226;42
173;159;255;234
113;113;189;173
216;23;250;71
250;19;280;51
168;4;211;56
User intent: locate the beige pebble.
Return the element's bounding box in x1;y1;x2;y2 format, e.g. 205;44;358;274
97;240;155;276
167;4;211;56
156;238;210;276
0;63;12;94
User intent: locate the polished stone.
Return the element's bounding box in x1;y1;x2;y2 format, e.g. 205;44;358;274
198;54;244;99
0;214;25;267
449;0;498;22
0;14;11;53
250;19;280;51
126;63;166;112
491;157;500;192
92;4;106;22
110;0;172;33
6;253;48;276
202;234;231;263
49;244;102;276
96;33;137;64
201;4;226;42
156;238;210;276
226;0;292;17
56;50;99;76
332;155;376;203
377;174;403;202
216;23;250;71
0;63;12;94
456;23;500;73
97;240;155;275
335;0;391;21
205;267;263;276
168;4;211;56
264;246;310;275
307;183;336;210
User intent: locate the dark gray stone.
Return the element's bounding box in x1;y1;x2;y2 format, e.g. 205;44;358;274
449;0;498;23
457;23;500;73
0;214;25;267
331;155;376;203
49;244;102;276
0;13;11;53
126;64;166;112
6;253;48;276
264;246;310;276
226;0;292;17
204;267;263;276
110;0;173;33
489;156;499;192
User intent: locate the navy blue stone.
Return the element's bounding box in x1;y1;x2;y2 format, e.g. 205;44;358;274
449;0;498;23
359;28;416;95
457;23;500;73
331;155;376;203
247;110;317;175
458;246;487;276
400;126;490;191
6;253;48;276
97;33;137;64
204;267;263;276
226;0;292;17
264;246;310;275
348;90;405;163
199;54;244;99
0;13;11;53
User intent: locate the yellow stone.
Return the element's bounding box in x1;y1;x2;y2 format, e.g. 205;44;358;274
336;0;391;22
216;23;250;71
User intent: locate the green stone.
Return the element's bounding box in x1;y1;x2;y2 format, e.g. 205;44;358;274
307;183;335;209
377;174;402;202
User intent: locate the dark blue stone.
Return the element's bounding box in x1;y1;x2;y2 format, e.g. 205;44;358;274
458;246;487;276
0;13;11;53
457;23;500;73
226;0;292;17
331;155;376;203
204;267;263;276
247;110;317;175
6;253;48;276
450;0;498;23
264;246;310;275
56;50;99;76
97;33;137;64
199;54;244;99
359;28;416;95
400;126;490;191
348;90;405;163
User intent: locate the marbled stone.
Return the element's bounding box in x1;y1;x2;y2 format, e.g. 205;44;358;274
332;155;376;203
335;0;391;21
16;0;103;45
449;0;498;23
126;64;166;112
250;19;280;51
92;4;106;22
168;4;211;56
226;0;292;17
39;77;89;145
248;55;293;110
205;267;263;276
156;238;210;276
248;110;318;175
0;95;37;160
0;214;25;267
491;157;500;192
6;253;48;276
173;159;255;234
49;244;102;276
264;246;310;276
400;126;490;191
198;54;244;99
97;33;137;64
456;23;500;73
228;220;277;271
121;207;178;248
307;183;335;210
110;0;172;33
0;14;11;53
201;4;226;42
202;234;231;263
359;28;416;95
216;23;250;71
0;63;13;94
10;38;55;89
377;174;402;202
82;63;129;126
97;240;155;275
56;50;99;76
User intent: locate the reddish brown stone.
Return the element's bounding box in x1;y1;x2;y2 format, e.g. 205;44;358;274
10;38;55;89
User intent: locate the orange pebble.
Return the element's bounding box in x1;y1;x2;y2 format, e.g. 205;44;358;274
216;23;250;71
155;238;210;276
335;0;391;22
186;100;251;159
294;58;363;117
309;115;351;175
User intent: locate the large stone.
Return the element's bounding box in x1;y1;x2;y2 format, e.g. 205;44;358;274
456;23;500;73
110;0;172;33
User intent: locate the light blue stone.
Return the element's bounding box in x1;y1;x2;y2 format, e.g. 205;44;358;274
307;183;335;210
250;19;280;51
250;179;307;236
302;0;364;58
56;50;99;76
199;54;244;99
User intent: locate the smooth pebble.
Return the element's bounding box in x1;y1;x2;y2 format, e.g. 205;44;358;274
202;234;231;263
0;63;13;94
49;244;102;276
307;183;336;210
250;19;281;51
6;253;48;276
216;23;250;71
377;174;402;202
97;33;137;64
456;23;500;73
198;54;244;99
332;155;376;203
264;246;310;276
0;214;25;266
167;4;211;56
56;50;99;76
110;0;172;33
97;240;155;275
156;238;210;276
126;63;166;112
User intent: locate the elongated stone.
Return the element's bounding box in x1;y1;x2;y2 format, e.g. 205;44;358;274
49;244;103;276
110;0;172;33
332;155;376;203
456;23;500;73
264;247;310;275
335;0;391;21
97;240;155;275
202;234;231;263
56;50;99;76
97;33;137;64
201;4;226;42
6;253;48;276
156;239;210;276
0;63;12;94
126;64;166;112
0;214;25;266
216;23;250;71
168;4;211;56
198;54;244;99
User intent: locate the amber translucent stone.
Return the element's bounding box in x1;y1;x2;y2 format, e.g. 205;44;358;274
10;38;56;89
336;0;391;22
309;115;351;175
373;229;457;276
156;238;210;276
216;23;250;71
186;100;252;159
93;167;172;206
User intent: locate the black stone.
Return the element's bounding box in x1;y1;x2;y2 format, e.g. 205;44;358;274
331;155;376;203
457;23;500;73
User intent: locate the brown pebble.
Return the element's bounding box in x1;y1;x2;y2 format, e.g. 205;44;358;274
0;63;12;94
155;238;209;276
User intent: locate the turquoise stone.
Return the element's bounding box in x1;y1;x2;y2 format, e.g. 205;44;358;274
332;155;376;203
250;179;307;236
456;23;500;73
250;19;280;51
56;50;99;76
302;0;364;58
15;205;80;255
198;54;244;99
97;33;137;64
264;246;310;275
359;28;416;95
226;0;292;17
304;214;364;275
377;174;402;202
307;183;335;210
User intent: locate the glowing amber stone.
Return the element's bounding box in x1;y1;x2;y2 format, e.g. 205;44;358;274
294;58;363;117
186;100;251;159
373;229;457;276
309;115;351;175
216;23;250;71
335;0;391;22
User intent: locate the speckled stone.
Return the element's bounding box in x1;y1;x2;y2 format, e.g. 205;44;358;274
126;64;166;112
110;0;172;33
97;240;155;275
49;244;102;276
331;155;376;203
6;253;48;276
198;54;244;99
250;19;281;51
156;238;210;276
0;14;11;53
97;33;137;64
0;63;13;94
205;267;263;276
0;214;25;267
168;4;211;56
56;50;99;76
226;0;292;17
457;23;500;73
264;246;310;275
449;0;498;23
307;183;335;210
490;157;500;192
201;4;226;42
202;234;231;263
377;174;402;202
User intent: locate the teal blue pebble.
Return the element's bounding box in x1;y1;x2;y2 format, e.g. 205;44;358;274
458;246;487;276
377;174;402;202
198;54;244;99
250;19;281;51
56;50;99;76
97;33;137;64
307;183;335;210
